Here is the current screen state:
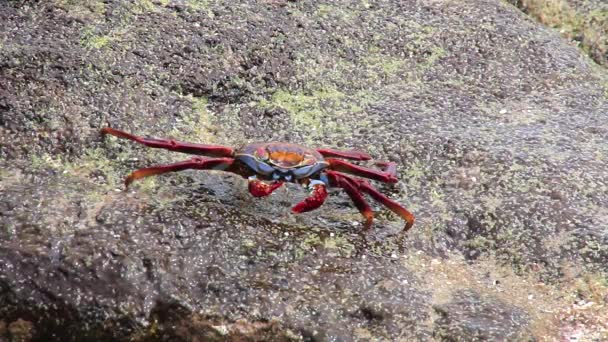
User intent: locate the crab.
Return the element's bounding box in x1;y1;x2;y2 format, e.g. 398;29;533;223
101;127;415;233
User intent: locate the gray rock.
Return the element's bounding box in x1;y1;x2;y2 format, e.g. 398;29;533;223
1;0;607;340
433;290;534;341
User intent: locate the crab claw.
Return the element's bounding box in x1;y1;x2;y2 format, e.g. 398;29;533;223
291;181;328;213
248;177;284;197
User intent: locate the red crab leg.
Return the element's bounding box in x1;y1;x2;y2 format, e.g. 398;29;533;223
123;157;235;188
325;172;374;228
357;180;415;233
316;148;372;161
325;158;398;183
249;178;284;197
327;170;415;233
291;182;329;214
101;127;234;157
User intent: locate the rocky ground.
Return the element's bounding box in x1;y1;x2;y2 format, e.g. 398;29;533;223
1;0;607;341
509;0;607;67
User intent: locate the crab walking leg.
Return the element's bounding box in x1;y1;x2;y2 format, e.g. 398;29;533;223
316;148;372;161
248;177;284;197
325;158;398;183
291;181;329;213
101;127;234;157
326;171;374;228
124;157;235;188
357;180;415;233
329;170;415;233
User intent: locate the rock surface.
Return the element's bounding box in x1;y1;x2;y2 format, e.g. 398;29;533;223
509;0;607;67
1;0;607;340
433;290;533;341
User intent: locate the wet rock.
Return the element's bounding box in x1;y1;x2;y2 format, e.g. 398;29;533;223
433;290;534;341
6;319;34;342
0;173;429;340
1;0;607;340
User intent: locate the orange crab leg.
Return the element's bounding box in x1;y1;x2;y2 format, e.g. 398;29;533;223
248;178;284;197
316;148;372;161
357;180;415;233
123;157;235;188
291;182;329;214
325;158;398;183
326;170;414;233
102;127;234;157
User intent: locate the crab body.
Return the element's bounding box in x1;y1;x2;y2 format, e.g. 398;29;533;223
235;142;328;182
101;127;415;233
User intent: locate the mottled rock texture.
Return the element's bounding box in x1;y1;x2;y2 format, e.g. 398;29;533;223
509;0;607;67
1;0;607;340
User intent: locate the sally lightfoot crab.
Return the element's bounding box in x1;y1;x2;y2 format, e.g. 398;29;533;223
101;127;415;233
